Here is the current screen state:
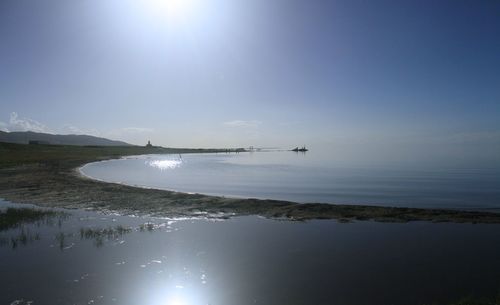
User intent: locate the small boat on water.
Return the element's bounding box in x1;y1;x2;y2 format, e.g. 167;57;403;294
292;146;308;152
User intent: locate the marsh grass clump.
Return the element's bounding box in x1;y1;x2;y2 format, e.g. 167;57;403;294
0;207;66;232
79;225;132;247
80;225;132;239
139;222;156;232
55;232;66;250
0;227;41;249
0;207;64;249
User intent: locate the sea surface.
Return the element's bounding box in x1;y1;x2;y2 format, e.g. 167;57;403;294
80;151;500;210
2;199;500;305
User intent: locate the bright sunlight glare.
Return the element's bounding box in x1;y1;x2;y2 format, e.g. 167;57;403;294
147;159;182;170
145;0;198;22
166;297;185;305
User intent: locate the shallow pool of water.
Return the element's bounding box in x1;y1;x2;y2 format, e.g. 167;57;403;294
2;199;500;305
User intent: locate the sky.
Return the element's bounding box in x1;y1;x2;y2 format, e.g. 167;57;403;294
0;0;499;168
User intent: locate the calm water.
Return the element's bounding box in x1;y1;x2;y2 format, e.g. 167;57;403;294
80;151;500;210
2;199;500;305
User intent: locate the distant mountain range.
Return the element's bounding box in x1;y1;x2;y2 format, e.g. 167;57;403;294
0;131;132;146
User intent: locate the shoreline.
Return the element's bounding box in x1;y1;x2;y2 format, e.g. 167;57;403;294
1;142;500;223
77;159;500;213
78;159;300;203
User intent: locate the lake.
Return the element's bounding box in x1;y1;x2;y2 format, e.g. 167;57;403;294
80;151;500;210
2;198;500;305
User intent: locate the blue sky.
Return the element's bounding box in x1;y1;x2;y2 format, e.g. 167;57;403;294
1;0;499;168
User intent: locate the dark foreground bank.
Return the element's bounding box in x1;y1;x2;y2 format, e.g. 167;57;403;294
1;201;500;305
1;142;500;223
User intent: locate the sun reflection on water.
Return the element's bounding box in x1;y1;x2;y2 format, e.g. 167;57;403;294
147;159;182;170
151;290;197;305
166;296;185;305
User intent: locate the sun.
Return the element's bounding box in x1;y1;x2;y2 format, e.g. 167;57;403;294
146;0;197;22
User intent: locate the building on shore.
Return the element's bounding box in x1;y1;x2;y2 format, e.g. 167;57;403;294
146;140;153;148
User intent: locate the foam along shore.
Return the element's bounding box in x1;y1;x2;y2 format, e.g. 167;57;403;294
1;142;500;223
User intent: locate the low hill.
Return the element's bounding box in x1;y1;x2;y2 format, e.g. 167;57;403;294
0;131;132;146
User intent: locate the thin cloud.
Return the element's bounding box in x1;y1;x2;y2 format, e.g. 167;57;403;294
61;124;101;136
0;114;156;145
6;112;52;133
223;120;262;128
121;127;155;133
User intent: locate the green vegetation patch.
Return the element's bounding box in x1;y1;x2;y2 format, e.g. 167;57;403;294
0;207;66;231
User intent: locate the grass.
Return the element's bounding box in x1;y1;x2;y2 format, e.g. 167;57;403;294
1;141;500;223
0;206;64;249
80;225;132;240
139;222;157;232
79;225;133;248
0;141;242;168
0;207;66;231
0;227;40;249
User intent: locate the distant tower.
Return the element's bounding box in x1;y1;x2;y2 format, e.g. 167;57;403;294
146;140;153;148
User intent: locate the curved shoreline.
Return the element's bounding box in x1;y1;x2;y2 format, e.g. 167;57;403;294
78;161;199;195
78;159;291;202
1;142;500;223
77;159;500;212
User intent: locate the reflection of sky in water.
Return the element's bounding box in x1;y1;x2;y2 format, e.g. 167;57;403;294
82;152;500;210
3;199;500;305
147;159;182;170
